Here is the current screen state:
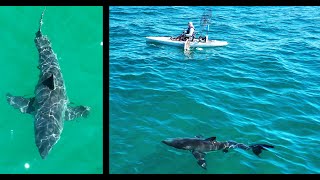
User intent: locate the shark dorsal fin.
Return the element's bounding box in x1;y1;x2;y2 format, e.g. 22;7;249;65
205;137;216;142
42;74;54;90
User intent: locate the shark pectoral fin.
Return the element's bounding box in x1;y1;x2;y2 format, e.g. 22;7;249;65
65;105;90;121
192;150;207;170
6;93;35;114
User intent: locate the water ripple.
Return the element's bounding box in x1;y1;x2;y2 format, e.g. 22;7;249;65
110;6;320;174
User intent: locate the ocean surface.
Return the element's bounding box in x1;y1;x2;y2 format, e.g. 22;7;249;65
0;6;103;174
109;6;320;174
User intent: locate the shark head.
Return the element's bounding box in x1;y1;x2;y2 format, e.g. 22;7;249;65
162;138;198;150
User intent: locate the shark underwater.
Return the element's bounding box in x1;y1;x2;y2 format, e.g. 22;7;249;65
162;136;274;170
6;8;90;159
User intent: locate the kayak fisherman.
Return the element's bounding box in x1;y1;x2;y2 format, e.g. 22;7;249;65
171;22;196;41
183;22;195;40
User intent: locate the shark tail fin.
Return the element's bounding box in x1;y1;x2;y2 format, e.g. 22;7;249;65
249;144;274;157
36;7;46;37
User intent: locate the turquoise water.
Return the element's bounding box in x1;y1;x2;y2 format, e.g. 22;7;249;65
0;6;103;173
109;6;320;174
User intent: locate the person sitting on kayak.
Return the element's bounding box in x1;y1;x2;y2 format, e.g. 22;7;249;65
171;22;196;41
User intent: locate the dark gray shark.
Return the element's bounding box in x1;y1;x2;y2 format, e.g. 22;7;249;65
6;8;90;159
162;136;274;170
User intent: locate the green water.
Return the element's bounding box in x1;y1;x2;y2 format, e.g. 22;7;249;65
0;6;103;174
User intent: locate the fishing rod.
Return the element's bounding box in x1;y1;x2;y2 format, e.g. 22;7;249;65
199;8;213;42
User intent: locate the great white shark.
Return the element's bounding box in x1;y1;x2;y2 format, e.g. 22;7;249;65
6;8;90;159
162;135;274;170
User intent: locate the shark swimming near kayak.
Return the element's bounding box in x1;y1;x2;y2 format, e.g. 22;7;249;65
162;136;274;170
6;8;90;159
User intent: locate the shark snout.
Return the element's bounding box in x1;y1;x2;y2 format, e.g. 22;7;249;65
162;138;188;150
162;139;175;147
162;139;171;146
162;139;182;149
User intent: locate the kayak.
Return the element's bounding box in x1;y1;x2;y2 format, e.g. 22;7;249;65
146;36;228;48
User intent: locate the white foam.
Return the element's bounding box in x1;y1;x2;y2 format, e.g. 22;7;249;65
24;163;30;169
10;130;14;140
